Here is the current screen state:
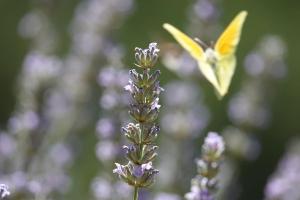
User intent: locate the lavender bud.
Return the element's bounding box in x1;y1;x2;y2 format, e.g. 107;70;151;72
142;125;159;144
129;69;140;83
148;70;161;85
122;123;141;144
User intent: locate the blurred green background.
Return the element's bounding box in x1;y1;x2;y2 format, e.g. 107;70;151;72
0;0;300;199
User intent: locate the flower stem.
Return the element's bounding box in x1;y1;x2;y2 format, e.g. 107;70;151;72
133;187;139;200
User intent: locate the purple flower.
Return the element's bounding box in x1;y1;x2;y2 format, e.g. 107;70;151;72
151;98;161;110
133;162;153;177
113;163;126;177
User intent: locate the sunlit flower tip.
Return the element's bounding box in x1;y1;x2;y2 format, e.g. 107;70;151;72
203;132;225;159
124;80;134;92
0;184;10;199
149;42;159;52
151;98;161;110
134;42;160;68
113;163;126;176
142;161;153;170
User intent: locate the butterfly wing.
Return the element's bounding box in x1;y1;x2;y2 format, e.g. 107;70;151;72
215;55;236;97
163;23;204;60
163;23;220;91
214;11;247;97
215;11;248;56
197;60;221;93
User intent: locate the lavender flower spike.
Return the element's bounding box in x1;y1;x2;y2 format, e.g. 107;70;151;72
113;43;162;200
185;132;225;200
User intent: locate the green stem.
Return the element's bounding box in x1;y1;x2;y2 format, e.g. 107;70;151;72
133;187;139;200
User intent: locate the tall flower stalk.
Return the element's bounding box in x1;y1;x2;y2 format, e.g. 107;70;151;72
185;132;225;200
113;43;162;200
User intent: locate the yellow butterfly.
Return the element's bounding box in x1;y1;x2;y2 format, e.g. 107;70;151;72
163;11;248;98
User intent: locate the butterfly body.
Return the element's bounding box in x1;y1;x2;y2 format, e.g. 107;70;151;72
163;11;248;98
204;48;218;66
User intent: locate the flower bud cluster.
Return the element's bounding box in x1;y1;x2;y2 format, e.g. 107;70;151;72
114;43;162;188
135;43;159;68
185;132;225;200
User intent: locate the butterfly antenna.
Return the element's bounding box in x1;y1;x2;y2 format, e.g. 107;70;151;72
194;37;209;49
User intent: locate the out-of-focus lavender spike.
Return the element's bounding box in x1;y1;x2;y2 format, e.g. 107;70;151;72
75;1;135;199
159;0;216;195
48;143;73;167
221;34;288;199
1;2;72;199
244;35;287;79
96;141;118;162
228;35;288;130
157;81;210;191
18;10;59;52
92;49;130;200
228;81;271;129
91;177;113;200
96;118;116;139
161;82;210;138
162;50;199;78
193;0;218;21
264;139;300;200
222;126;260;161
0;133;16;160
185;132;225;200
98;67;129;88
8;111;40;134
1;0;135;199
